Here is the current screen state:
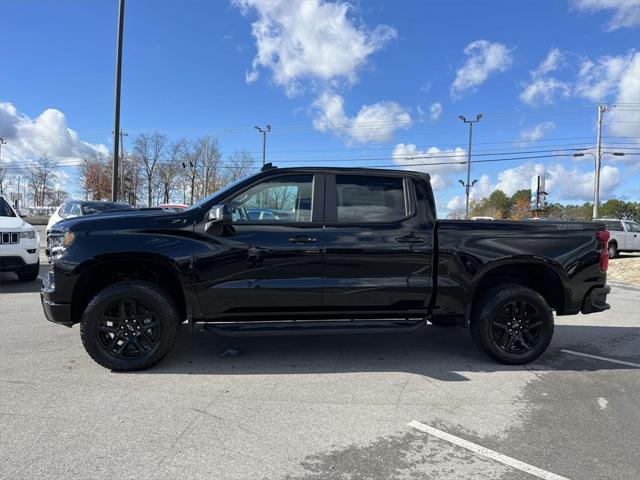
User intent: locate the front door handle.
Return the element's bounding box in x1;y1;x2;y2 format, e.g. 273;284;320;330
396;235;425;244
289;236;318;244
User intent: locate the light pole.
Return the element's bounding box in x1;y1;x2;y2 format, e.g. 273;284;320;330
0;137;6;163
458;114;482;219
573;150;626;218
111;0;126;201
255;125;271;166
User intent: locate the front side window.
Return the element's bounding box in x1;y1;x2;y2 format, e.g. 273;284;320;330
627;222;640;233
335;175;407;223
229;175;314;223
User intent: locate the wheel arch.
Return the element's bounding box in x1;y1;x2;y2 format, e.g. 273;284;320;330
70;254;188;325
466;259;567;326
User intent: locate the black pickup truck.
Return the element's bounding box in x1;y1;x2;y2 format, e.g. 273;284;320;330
41;166;611;370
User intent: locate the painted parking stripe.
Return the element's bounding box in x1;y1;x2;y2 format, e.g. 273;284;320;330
408;420;570;480
560;349;640;368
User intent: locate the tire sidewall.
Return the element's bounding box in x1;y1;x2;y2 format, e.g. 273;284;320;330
608;243;617;259
474;286;554;364
81;282;177;371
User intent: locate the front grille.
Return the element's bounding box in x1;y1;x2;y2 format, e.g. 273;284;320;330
1;232;20;244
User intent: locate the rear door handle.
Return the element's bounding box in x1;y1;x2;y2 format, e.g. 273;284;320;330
396;235;425;244
289;236;318;244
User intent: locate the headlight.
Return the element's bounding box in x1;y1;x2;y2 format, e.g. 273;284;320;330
19;230;36;239
62;231;75;248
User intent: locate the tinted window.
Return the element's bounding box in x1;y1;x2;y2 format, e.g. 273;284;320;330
601;220;623;231
230;175;314;223
335;175;407;223
0;197;16;217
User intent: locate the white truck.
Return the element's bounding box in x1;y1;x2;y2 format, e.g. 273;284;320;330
594;218;640;258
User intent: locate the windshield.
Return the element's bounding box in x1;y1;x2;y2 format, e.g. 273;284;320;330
0;197;16;218
186;174;255;211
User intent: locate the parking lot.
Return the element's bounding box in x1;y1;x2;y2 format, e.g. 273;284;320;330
0;266;638;480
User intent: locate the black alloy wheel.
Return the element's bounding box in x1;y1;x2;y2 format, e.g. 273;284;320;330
80;281;178;371
97;298;162;360
470;284;554;365
491;299;543;354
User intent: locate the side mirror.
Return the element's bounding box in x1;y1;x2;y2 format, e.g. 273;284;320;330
19;209;30;218
206;204;231;230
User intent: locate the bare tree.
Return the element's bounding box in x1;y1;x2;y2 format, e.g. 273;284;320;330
225;150;255;183
0;167;11;195
156;140;184;204
27;155;56;206
180;140;202;205
133;132;166;206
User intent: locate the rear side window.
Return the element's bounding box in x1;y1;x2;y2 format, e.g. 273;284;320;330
335;175;407;223
626;222;640;233
602;220;623;231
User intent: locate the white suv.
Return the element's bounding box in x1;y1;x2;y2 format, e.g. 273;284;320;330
0;196;40;281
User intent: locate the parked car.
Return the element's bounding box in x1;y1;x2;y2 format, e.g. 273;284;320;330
46;200;131;234
40;166;611;371
593;218;640;258
157;203;189;212
46;200;131;256
0;195;40;281
471;216;494;221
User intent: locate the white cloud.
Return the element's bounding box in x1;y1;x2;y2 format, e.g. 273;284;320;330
572;0;640;31
493;162;621;200
234;0;396;96
444;160;622;214
391;143;465;190
575;52;635;100
312;92;411;144
520;48;571;105
575;51;640;137
430;102;443;121
0;102;108;164
450;40;513;98
519;121;555;143
537;48;564;75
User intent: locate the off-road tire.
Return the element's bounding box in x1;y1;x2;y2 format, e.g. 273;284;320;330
470;284;554;365
80;280;178;371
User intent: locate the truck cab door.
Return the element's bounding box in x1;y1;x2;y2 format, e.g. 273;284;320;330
625;221;640;251
194;173;324;318
321;173;433;314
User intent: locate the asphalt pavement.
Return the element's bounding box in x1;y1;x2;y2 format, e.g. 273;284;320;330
0;267;638;480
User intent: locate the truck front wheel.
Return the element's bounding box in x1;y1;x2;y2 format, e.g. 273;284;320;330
470;284;554;365
80;281;178;371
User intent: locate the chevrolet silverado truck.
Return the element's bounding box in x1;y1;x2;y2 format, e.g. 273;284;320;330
41;166;611;371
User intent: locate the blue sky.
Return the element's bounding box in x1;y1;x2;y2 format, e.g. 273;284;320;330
1;0;638;215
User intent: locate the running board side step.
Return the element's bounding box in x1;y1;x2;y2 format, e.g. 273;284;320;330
202;319;428;337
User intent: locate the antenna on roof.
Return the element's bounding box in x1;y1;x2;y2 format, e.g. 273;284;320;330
261;162;277;171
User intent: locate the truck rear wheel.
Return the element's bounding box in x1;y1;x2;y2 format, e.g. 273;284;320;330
80;281;178;371
470;284;554;365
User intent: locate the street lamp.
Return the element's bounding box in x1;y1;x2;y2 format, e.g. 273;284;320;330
572;150;626;218
458;114;482;219
255;125;271;166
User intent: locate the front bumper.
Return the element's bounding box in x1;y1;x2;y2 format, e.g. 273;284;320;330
40;269;73;327
0;239;39;271
581;284;611;314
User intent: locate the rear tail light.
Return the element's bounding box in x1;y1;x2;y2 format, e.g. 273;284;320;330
596;229;610;272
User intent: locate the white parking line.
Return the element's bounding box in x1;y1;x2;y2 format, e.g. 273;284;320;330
560;349;640;368
407;420;571;480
